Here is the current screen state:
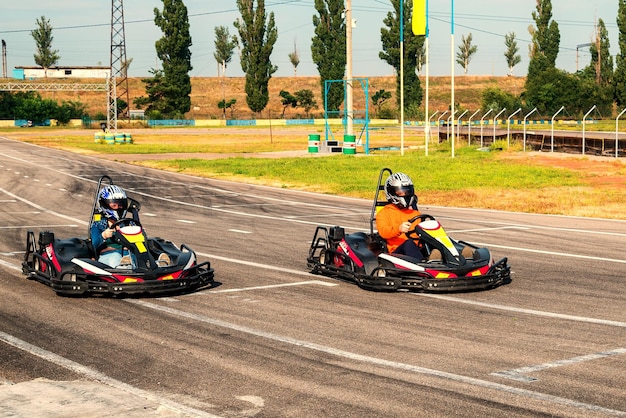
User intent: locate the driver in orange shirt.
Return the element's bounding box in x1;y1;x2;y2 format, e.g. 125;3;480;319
375;172;424;259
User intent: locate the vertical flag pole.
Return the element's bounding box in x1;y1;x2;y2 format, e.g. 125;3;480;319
346;0;353;137
424;0;429;156
450;0;455;158
400;0;405;156
412;0;428;155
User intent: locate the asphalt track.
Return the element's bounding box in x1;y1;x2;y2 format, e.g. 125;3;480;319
0;136;624;417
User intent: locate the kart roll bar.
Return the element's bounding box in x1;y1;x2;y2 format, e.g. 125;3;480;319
369;167;393;235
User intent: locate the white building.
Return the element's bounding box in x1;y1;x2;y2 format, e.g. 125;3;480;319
13;66;111;80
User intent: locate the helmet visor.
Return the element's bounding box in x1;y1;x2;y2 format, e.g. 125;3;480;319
393;185;414;197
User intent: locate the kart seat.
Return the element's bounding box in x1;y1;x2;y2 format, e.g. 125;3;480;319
368;233;387;255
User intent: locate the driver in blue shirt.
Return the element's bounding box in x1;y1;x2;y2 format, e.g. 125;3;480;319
90;184;136;268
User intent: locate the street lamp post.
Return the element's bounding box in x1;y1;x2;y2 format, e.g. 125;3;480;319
507;108;522;148
582;105;596;156
551;106;565;152
427;109;440;156
523;107;538;152
479;109;493;148
456;109;468;141
493;108;507;144
467;109;480;145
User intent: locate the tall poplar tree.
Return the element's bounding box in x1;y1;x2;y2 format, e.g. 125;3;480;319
615;0;626;107
504;32;521;76
525;0;564;113
214;26;238;78
311;0;346;112
379;0;424;116
31;16;60;76
151;0;193;118
235;0;278;114
456;33;478;75
580;18;614;116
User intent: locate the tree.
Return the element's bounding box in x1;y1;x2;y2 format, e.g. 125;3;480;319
279;89;317;118
31;16;60;76
527;0;560;74
217;98;237;119
379;0;424;116
294;89;318;117
134;69;168;118
456;33;477;75
525;0;561;113
311;0;346;112
588;19;613;86
279;90;298;117
234;0;278;114
214;26;238;77
288;41;300;76
145;0;193;119
615;0;626;107
372;89;392;117
580;18;614;116
504;32;522;76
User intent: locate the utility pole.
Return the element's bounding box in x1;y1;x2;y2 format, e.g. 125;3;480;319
345;0;353;136
109;0;130;131
1;40;6;78
576;42;592;72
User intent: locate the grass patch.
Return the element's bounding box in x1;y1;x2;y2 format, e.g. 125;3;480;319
5;126;625;219
141;146;581;200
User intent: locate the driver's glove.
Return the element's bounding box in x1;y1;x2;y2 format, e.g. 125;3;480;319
399;221;411;233
102;228;114;239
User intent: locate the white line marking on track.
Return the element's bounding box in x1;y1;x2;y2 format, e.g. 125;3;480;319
0;224;79;229
441;215;626;238
0;259;21;271
176;219;196;224
228;229;252;234
210;280;338;294
126;300;625;416
471;241;626;264
491;347;626;382
413;293;626;328
452;226;531;233
196;252;320;278
0;331;222;418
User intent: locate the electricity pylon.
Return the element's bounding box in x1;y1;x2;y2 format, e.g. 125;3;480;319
108;0;130;131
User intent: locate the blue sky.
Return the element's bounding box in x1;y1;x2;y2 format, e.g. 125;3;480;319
0;1;619;78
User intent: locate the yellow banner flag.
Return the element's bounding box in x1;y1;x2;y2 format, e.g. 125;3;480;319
412;0;426;36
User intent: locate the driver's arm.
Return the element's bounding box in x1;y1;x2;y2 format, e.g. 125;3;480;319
376;207;404;239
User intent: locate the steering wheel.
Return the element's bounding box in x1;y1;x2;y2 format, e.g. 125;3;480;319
406;214;435;240
111;218;141;229
110;218;141;243
408;214;435;224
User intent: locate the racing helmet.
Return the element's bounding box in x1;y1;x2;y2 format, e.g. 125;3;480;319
98;185;128;220
384;172;417;209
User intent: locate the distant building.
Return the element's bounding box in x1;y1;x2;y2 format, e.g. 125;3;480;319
13;66;111;80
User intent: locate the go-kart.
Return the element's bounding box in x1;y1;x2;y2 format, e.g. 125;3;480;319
307;168;510;292
22;175;214;296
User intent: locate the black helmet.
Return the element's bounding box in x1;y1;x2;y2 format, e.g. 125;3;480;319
384;172;417;209
98;185;128;220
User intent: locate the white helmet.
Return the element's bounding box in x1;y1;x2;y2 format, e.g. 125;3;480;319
384;172;417;209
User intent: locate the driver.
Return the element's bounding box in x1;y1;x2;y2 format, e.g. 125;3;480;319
375;172;424;259
90;184;136;268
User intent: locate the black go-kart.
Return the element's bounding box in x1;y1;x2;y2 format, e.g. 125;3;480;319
22;175;214;296
307;168;510;292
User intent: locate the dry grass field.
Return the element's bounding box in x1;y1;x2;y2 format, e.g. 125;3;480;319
27;75;526;120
